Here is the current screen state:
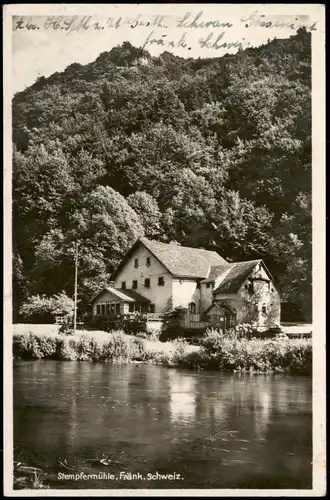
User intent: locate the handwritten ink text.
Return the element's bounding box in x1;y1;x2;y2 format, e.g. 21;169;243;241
130;14;169;29
13;17;39;31
241;11;317;31
199;32;249;51
142;31;191;51
177;11;233;29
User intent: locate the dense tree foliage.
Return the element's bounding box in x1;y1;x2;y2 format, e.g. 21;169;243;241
19;292;74;323
12;32;312;321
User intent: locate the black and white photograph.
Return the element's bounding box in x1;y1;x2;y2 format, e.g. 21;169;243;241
3;3;326;496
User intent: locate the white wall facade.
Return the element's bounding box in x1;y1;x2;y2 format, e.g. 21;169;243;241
172;279;201;312
113;244;173;313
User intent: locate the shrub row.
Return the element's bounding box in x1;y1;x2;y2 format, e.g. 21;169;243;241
195;330;312;375
13;330;312;375
12;332;154;363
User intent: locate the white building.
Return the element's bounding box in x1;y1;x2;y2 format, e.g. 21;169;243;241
91;237;280;330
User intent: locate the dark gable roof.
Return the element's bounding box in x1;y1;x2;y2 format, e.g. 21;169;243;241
90;287;150;304
201;264;231;283
205;301;236;316
112;237;227;280
139;238;227;278
118;289;150;303
212;260;273;294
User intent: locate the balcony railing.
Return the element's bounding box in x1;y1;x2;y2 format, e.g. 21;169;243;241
95;312;164;321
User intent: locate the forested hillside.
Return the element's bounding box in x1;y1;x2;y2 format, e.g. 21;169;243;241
12;28;312;321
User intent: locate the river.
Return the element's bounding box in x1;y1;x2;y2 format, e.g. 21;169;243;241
13;361;312;490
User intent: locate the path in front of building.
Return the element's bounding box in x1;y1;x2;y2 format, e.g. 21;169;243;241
280;323;313;336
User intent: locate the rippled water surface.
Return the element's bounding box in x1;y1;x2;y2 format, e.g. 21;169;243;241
14;361;312;489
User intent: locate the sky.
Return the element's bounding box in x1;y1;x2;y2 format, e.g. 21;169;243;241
9;4;323;95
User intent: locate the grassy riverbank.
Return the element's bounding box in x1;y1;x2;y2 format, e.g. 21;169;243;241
12;327;312;375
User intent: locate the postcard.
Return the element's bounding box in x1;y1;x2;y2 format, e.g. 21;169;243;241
3;3;326;497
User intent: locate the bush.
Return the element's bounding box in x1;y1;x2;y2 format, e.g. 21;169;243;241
12;329;312;375
13;333;43;359
58;324;74;336
198;330;312;374
101;331;130;362
56;338;79;361
129;337;157;362
19;293;74;324
90;316;120;332
180;350;208;370
37;335;58;358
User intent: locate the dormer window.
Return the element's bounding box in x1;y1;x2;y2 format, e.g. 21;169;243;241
134;258;139;268
146;257;151;267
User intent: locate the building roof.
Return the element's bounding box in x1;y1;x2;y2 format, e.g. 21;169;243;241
201;264;232;283
118;289;151;303
90;287;150;304
205;301;237;316
112;237;227;279
212;260;267;294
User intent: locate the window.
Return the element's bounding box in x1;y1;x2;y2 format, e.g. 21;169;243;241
134;258;139;268
262;304;267;314
158;276;165;286
101;304;106;316
246;281;254;294
149;304;155;313
146;257;151;267
196;281;201;289
121;281;126;289
106;304;111;315
96;305;101;316
132;280;138;289
144;278;150;288
129;303;134;313
116;303;120;314
206;283;211;289
189;302;196;313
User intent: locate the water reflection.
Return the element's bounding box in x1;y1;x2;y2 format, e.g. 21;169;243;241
169;372;196;423
14;361;312;489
